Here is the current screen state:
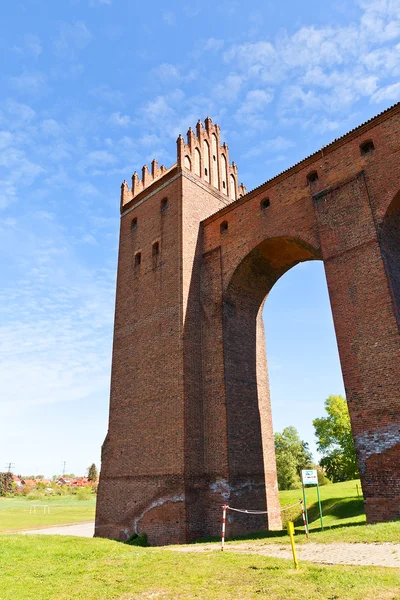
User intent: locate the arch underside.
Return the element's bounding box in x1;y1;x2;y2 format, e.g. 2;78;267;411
380;191;400;329
221;237;321;530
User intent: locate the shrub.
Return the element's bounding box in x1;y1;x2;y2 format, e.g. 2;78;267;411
123;533;149;547
26;492;41;501
317;468;332;486
76;487;92;501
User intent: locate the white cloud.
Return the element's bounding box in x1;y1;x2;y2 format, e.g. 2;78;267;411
54;21;92;59
219;0;400;123
110;112;133;127
371;81;400;102
12;34;42;57
152;63;181;82
239;89;274;114
0;180;17;209
235;89;274;129
0;219;115;419
163;12;176;26
244;136;295;158
90;84;125;105
5;102;35;125
10;71;47;95
214;74;243;102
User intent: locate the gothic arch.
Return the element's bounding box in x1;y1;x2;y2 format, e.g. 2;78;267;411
380;190;400;328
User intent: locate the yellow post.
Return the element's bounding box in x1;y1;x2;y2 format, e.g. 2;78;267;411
287;521;299;570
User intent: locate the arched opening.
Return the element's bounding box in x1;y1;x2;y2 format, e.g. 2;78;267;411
203;140;210;183
229;174;236;201
380;191;400;328
221;154;228;195
212;133;219;189
263;261;345;472
194;148;201;176
222;237;333;529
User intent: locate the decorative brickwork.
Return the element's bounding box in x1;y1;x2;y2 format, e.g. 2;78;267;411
96;106;400;545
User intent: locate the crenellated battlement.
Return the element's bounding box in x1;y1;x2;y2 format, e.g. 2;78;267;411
121;159;172;206
177;117;246;202
121;117;246;208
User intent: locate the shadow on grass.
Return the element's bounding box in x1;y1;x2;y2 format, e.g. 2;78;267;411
297;497;365;527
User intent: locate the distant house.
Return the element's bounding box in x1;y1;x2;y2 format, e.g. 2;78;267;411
12;474;22;487
70;477;89;487
56;478;72;486
20;479;37;487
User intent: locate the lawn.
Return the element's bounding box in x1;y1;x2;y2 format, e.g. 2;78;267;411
0;495;96;532
1;534;400;600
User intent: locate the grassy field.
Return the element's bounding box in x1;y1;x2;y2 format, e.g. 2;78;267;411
0;495;96;532
1;534;400;600
279;479;365;529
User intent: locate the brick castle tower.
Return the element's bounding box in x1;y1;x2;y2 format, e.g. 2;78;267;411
95;118;280;545
96;107;400;545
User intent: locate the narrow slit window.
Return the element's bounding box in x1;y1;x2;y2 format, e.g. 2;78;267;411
220;220;228;233
152;241;159;257
307;171;319;184
161;198;168;211
360;140;375;155
131;217;137;231
135;252;141;267
261;198;270;210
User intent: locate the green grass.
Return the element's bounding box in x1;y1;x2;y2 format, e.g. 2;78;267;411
1;534;400;600
0;496;96;532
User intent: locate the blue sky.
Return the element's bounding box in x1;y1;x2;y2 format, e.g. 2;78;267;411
1;0;399;477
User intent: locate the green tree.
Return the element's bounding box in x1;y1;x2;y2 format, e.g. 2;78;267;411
274;426;313;490
313;395;359;482
87;463;98;482
0;472;13;496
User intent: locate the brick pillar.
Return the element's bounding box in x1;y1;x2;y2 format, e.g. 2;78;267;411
314;172;400;523
199;244;282;536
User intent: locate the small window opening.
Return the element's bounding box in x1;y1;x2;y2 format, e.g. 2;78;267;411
161;198;168;211
205;167;208;176
220;220;228;233
135;252;141;267
213;155;216;161
131;217;137;231
360;140;375;155
222;181;226;189
152;241;159;257
261;198;270;210
307;171;319;184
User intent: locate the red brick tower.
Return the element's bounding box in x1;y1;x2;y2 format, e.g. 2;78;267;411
96;106;400;545
95;118;279;545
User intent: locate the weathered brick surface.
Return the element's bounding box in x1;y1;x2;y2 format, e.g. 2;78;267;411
96;106;400;545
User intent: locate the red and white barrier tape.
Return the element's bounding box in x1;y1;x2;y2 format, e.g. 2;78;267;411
299;499;309;539
221;504;227;551
221;500;303;550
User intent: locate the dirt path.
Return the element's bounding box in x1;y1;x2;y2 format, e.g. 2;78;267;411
20;522;95;537
171;541;400;568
